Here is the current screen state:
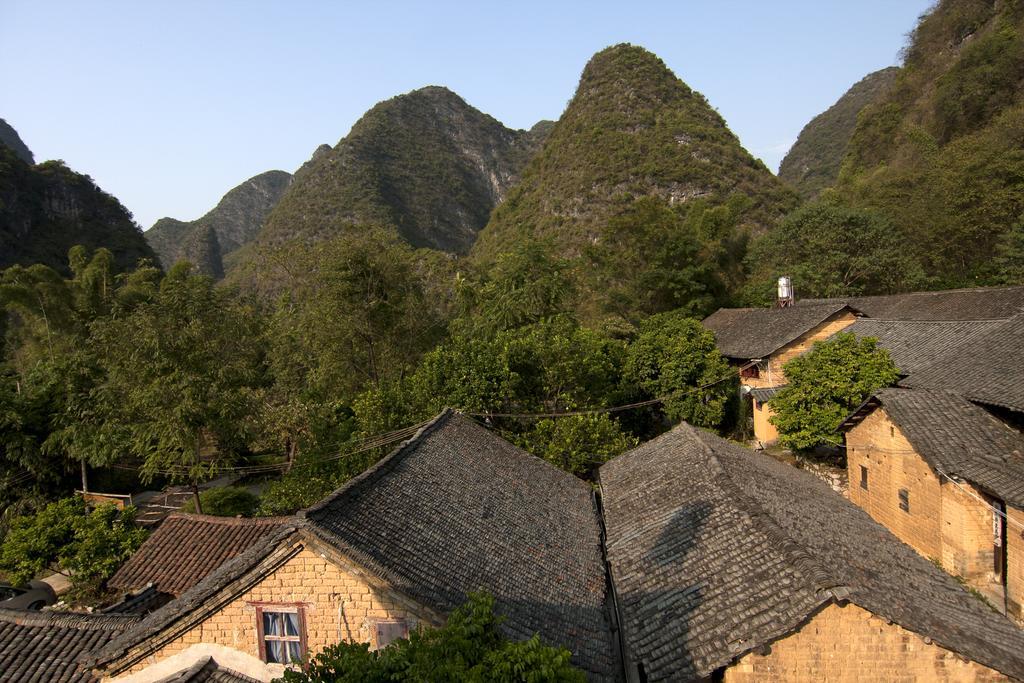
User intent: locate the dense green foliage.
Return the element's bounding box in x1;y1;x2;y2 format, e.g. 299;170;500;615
278;593;584;683
829;0;1024;286
741;202;926;303
183;486;259;517
0;141;154;274
769;333;900;450
0;498;146;596
778;68;898;199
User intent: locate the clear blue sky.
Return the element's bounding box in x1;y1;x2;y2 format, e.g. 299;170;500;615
1;1;933;230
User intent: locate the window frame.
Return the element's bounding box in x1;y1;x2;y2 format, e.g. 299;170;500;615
859;465;869;491
254;603;307;665
898;488;910;513
370;617;410;650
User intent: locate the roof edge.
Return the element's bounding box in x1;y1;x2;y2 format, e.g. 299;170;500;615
299;409;455;519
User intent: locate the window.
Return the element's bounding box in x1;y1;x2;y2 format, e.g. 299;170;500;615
740;364;760;379
372;618;409;649
859;465;868;490
257;606;306;664
898;488;910;513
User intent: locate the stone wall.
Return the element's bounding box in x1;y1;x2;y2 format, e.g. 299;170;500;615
725;602;1008;682
116;544;437;680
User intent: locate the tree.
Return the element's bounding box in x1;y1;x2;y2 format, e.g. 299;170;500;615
89;265;265;512
742;201;926;302
622;311;733;428
519;414;636;479
0;497;146;598
770;332;900;450
994;217;1024;284
587;197;724;326
278;593;584;683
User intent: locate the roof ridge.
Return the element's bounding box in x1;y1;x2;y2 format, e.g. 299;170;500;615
298;409;455;519
688;427;849;601
0;608;140;630
163;512;293;525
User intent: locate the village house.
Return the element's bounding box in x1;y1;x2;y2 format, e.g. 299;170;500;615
839;388;1024;620
599;420;1024;682
799;284;1024;321
702;302;860;444
85;410;618;682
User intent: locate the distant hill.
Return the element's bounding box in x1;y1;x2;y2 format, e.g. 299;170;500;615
0;118;34;165
252;86;548;257
472;44;797;265
778;67;898;199
146;170;291;277
0;142;154;274
834;0;1024;285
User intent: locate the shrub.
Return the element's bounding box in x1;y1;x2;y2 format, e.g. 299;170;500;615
183;486;259;517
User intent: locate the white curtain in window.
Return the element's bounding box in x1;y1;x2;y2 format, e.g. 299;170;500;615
284;612;300;637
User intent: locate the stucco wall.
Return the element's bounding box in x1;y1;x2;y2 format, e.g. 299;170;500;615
725;602;1008;682
752;399;779;444
114;544;437;680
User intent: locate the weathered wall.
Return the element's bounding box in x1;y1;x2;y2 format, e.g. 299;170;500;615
940;479;997;587
1008;505;1024;621
752;399;779;444
846;409;943;561
725;602;1008;682
741;310;858;389
115;545;437;680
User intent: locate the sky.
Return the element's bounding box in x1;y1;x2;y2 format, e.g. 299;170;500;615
1;1;934;230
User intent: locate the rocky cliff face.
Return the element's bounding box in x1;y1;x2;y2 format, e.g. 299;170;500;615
0;118;34;165
778;67;898;199
472;44;797;264
253;86;548;256
0;143;154;273
146;169;291;277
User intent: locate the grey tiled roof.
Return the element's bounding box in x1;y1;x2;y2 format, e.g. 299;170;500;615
748;386;784;402
599;422;1024;681
302;410;619;680
799;285;1024;320
901;314;1024;413
841;388;1024;506
153;657;260;683
0;608;140;683
108;513;290;597
702;302;854;359
839;318;1005;375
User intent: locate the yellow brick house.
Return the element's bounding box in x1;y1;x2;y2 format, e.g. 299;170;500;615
839;388;1024;620
702;302;860;445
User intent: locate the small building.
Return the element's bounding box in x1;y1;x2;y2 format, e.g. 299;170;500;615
88;410;618;682
599;420;1024;682
107;513;290;609
839;388;1024;621
702;302;860;444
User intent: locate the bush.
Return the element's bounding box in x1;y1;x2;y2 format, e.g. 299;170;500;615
277;593;584;682
519;414;637;479
183;487;259;517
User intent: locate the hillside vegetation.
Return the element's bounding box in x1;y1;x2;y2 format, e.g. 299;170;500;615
146;170;291;277
0;141;153;274
832;0;1024;286
251;87;548;258
778;67;898;199
472;44;798;325
0;118;34;165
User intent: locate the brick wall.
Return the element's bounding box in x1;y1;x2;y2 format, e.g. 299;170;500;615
748;311;858;388
725;602;1008;682
846;409;943;561
120;545;437;677
940;479;997;587
1008;505;1024;620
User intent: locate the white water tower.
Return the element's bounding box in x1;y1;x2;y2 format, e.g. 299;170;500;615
776;276;794;308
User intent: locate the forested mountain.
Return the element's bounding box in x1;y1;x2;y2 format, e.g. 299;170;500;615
146;170;291;277
0;118;34;165
778;67;898;199
0;141;153;274
251;87;548;257
471;44;798;325
831;0;1024;286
